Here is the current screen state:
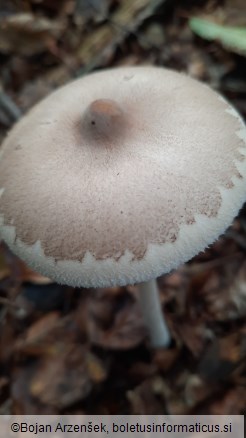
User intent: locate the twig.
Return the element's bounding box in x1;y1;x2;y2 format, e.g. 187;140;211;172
0;86;22;126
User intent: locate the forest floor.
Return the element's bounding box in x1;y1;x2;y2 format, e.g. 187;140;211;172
0;0;246;415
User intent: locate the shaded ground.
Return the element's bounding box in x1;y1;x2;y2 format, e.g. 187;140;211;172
0;0;246;415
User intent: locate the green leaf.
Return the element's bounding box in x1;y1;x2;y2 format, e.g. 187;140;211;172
189;17;246;57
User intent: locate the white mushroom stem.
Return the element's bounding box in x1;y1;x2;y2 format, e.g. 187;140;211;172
138;279;171;348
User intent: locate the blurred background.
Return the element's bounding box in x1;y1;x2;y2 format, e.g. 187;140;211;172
0;0;246;415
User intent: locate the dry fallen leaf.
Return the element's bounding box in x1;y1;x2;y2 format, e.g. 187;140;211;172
76;0;165;68
0;13;64;56
0;253;10;281
87;291;145;349
127;377;165;414
12;366;57;414
208;386;246;414
18;262;53;285
85;351;108;383
30;344;93;408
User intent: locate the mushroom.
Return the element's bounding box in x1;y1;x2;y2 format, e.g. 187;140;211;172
0;66;246;348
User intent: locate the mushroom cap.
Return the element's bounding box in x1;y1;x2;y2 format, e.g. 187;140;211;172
0;66;246;287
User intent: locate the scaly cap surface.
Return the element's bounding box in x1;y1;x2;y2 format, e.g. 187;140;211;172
0;66;246;287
